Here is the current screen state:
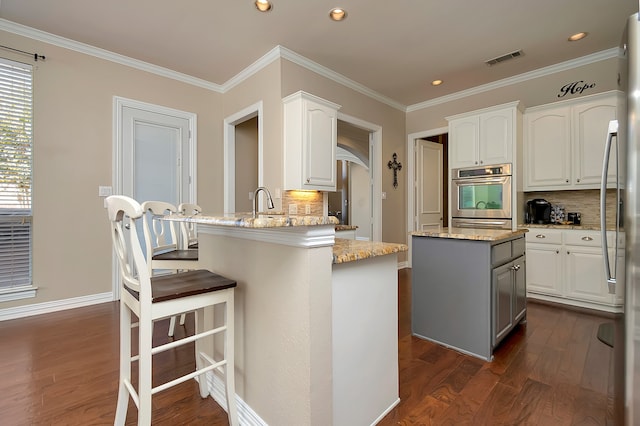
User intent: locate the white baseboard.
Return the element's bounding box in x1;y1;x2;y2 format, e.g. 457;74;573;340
0;292;114;321
206;369;267;426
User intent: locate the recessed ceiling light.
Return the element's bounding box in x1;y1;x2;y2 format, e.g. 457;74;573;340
568;32;588;42
255;0;272;12
431;80;443;86
329;8;347;21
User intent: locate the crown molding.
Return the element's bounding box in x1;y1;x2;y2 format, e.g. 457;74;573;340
0;18;223;92
406;48;619;112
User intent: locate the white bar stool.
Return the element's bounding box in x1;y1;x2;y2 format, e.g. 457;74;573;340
107;195;238;426
141;200;198;337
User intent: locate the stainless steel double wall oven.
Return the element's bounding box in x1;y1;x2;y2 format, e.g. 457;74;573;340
450;163;512;229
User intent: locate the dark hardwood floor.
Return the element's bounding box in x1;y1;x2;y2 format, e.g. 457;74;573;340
0;268;620;425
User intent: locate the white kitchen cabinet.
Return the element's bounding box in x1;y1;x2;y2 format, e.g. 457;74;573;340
447;102;519;169
523;106;572;188
523;91;621;191
283;91;341;191
525;228;624;312
525;229;563;296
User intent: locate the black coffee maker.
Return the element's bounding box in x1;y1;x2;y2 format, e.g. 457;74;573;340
525;199;552;224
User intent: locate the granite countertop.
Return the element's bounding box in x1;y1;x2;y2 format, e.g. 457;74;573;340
411;227;528;242
164;213;339;228
333;238;408;264
518;223;604;231
335;225;358;231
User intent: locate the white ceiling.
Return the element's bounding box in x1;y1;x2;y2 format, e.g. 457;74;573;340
0;0;637;108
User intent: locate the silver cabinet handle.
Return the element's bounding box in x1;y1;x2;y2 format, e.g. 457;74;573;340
581;236;593;241
536;234;546;238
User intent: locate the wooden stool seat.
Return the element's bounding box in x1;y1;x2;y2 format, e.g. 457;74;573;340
151;249;199;263
124;269;236;303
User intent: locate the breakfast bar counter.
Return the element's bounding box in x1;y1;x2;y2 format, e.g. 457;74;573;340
165;213;406;426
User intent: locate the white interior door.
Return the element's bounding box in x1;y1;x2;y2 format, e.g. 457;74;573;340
114;97;196;297
121;107;191;205
416;139;443;230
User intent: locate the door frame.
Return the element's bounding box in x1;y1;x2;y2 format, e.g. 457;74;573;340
223;101;264;214
338;112;382;242
112;96;197;298
406;127;448;267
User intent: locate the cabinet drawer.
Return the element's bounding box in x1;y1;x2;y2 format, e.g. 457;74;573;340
525;229;562;244
512;237;526;257
564;230;602;247
492;241;512;267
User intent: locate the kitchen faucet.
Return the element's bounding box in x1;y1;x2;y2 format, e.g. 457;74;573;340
253;186;275;217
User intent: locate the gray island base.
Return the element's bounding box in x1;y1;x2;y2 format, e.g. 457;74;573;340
411;228;527;361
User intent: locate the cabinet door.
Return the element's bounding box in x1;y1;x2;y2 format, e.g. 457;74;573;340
303;99;337;189
572;97;618;188
449;116;479;168
565;246;610;304
492;261;514;347
524;106;572;189
513;255;526;322
525;243;563;296
480;108;512;166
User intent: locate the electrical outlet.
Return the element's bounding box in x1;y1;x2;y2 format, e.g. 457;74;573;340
289;204;298;215
305;204;311;214
381;191;387;200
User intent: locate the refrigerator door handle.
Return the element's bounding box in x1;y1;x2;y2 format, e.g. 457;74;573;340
600;119;619;294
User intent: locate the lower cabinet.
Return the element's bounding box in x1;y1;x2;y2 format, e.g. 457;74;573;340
525;228;624;312
412;233;527;361
492;244;526;348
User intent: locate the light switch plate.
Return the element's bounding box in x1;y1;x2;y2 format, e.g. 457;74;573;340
99;186;112;197
381;192;387;200
289;204;298;215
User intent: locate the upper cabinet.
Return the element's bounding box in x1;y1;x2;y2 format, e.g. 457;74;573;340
283;91;341;191
447;102;520;169
523;91;623;191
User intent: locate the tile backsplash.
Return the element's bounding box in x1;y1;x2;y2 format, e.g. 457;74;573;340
523;189;619;227
282;190;324;215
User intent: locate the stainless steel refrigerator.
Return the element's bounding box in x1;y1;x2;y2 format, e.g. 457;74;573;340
601;12;640;426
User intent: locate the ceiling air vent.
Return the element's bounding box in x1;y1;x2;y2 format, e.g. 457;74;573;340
485;50;523;66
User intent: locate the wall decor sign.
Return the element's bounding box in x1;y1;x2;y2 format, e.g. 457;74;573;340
557;80;596;98
387;152;402;189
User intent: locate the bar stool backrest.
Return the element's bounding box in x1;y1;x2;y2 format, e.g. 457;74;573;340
105;195;148;298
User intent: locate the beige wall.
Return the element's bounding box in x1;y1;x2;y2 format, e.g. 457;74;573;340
281;60;408;252
234;117;258;213
0;28;621;312
406;58;619;133
222;60;283;211
0;30;222;309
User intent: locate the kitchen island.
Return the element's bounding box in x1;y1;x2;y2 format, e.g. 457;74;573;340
411;227;527;361
165;213;406;426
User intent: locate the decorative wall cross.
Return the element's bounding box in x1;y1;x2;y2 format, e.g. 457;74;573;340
387;152;402;189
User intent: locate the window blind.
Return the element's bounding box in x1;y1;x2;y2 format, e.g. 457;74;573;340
0;57;33;289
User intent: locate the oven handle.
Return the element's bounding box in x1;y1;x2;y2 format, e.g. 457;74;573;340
452;219;511;229
452;176;510;184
